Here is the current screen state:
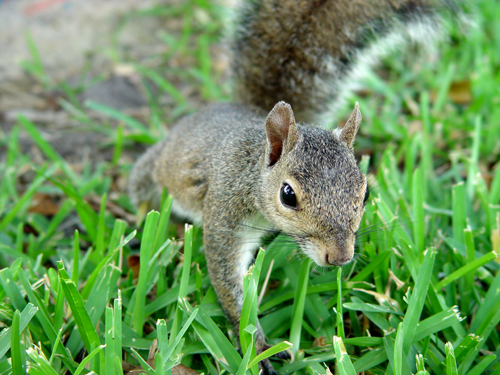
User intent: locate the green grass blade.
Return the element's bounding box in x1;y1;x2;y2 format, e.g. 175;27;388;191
16;271;72;358
48;328;64;365
0;164;53;232
489;162;500;205
434;251;496;290
461;227;475;313
22;31;48;85
343;301;403;316
236;327;255;375
133;210;160;336
0;304;37;359
152;195;173;254
432;63;455;114
470;267;500;333
467;354;496;375
446;342;458;375
333;335;357;375
351;250;391;282
130;348;155;375
71;230;80;285
452;182;466;243
402;247;436;354
73;345;106;375
47;177;99;241
85;101;155;141
134;65;186;104
165;306;198;361
179;300;241;373
289;259;311;355
171;224;194;346
336;267;345;339
105;307;116;375
240;248;265;355
413;307;463;342
10;310;24;375
26;347;59;375
393;323;404;375
247;341;293;369
17;116;79;182
466;116;482;198
344;337;383;347
412;168;425;254
0;269;26;311
157;319;169;374
57;261;104;370
113;292;123;374
81;230;135;300
94;193;107;262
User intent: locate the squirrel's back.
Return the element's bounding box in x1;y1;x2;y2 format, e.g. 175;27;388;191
128;103;268;221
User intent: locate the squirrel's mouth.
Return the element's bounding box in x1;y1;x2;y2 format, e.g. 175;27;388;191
301;238;355;267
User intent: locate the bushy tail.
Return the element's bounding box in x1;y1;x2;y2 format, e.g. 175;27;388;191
230;0;461;124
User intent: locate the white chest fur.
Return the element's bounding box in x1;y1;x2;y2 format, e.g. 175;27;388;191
235;214;276;282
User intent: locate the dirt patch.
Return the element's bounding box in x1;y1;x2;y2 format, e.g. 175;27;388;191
0;0;182;166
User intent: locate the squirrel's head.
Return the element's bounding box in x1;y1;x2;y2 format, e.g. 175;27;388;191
261;101;367;267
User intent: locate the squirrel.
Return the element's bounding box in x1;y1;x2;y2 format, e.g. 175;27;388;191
128;0;460;373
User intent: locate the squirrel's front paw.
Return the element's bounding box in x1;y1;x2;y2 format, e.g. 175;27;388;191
259;357;278;375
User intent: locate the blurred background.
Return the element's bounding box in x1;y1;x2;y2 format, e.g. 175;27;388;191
0;0;229;174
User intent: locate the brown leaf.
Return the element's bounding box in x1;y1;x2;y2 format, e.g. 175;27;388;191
312;336;326;348
86;194;136;224
430;79;472;106
127;255;140;279
28;192;61;216
172;364;201;375
124;361;200;375
448;80;472;105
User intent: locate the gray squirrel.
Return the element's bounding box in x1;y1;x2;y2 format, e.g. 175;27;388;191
128;0;459;373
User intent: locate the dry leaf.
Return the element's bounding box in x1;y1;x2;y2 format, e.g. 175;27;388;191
127;255;140;279
388;269;405;290
28;193;61;216
448;80;472;105
124;361;200;375
312;336;326;348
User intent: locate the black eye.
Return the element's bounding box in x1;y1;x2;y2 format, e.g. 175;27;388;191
363;188;370;204
280;183;297;208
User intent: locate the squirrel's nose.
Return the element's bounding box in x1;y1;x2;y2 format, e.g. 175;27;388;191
325;252;352;266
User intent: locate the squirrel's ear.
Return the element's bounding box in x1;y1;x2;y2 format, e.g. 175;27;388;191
265;101;299;166
336;102;362;148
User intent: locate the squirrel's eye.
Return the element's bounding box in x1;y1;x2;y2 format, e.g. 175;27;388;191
363;188;370;205
280;183;297;208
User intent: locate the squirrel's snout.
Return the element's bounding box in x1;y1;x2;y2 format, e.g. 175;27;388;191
306;237;355;267
325;252;353;266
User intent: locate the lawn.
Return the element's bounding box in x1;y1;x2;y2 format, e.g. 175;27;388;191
0;0;499;374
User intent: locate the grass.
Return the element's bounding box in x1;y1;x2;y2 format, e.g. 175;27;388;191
0;0;499;374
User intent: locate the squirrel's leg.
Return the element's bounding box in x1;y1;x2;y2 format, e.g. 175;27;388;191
203;214;279;374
